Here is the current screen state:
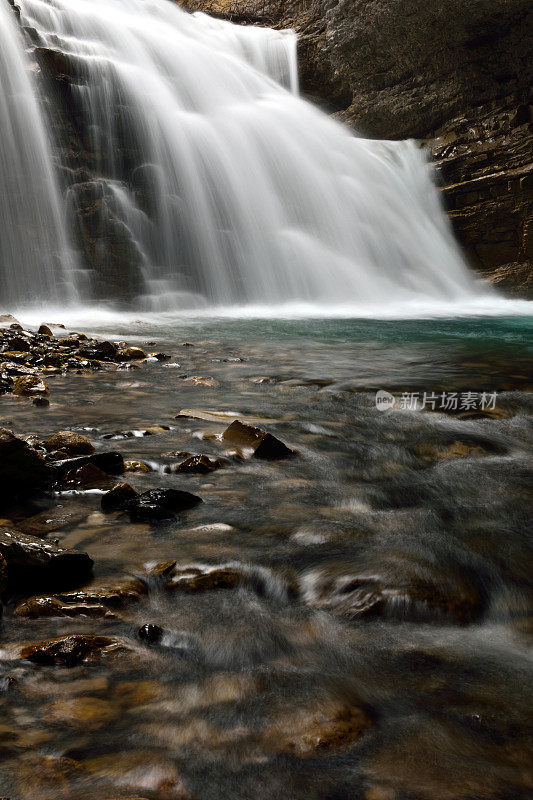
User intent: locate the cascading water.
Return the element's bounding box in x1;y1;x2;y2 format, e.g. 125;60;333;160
0;0;75;305
10;0;486;310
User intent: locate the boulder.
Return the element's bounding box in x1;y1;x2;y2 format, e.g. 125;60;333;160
124;459;151;473
38;324;54;337
0;428;55;501
12;375;49;396
0;528;93;589
53;451;124;478
222;420;295;460
125;488;202;522
45;430;95;455
116;346;147;360
173;455;223;474
101;482;139;511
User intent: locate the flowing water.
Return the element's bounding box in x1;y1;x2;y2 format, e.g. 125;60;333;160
9;0;488;309
0;0;532;796
0;315;532;799
0;0;75;304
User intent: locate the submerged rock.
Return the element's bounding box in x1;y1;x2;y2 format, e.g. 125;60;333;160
263;701;373;756
42;696;119;730
0;528;93;589
147;561;242;592
302;555;485;624
222;419;295;460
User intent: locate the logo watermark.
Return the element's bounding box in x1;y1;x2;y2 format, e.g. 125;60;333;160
375;390;498;412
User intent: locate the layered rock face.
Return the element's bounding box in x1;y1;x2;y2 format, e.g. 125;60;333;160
182;0;533;296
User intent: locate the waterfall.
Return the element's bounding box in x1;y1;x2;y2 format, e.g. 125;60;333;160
0;0;75;305
10;0;484;310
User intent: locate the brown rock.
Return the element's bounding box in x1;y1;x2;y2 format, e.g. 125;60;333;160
0;428;54;500
42;696;119;729
101;482;139;510
38;324;54;337
63;462;112;488
263;701;372;756
20;634;130;666
303;554;485;624
222;419;295;460
147;561;242;592
184;375;219;387
14;595;116;619
117;346;148;360
12;375;50;396
45;430;95;455
14;577;146;619
0;528;93;589
174;455;223;474
124;459;152;473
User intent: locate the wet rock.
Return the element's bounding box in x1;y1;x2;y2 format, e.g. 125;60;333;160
63;463;114;488
173;455;223;474
263;701;373;756
54;450;125;478
14;595;116;619
38;324;53;337
302;555;485;624
129;503;176;523
116;346;147;360
124;459;152;473
184;375;219;387
138;623;164;645
84;751;190;798
16;503;91;537
147;561;242;592
101;482;139;511
78;339;118;361
8;335;31;352
0;428;55;501
20;634;130;667
222;419;295;460
126;488;202;523
12;375;50;396
45;430;95;455
32;396;50;407
42;696;119;730
14;577;146;619
0;528;93;589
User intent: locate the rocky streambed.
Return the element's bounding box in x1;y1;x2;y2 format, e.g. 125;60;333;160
0;313;531;800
